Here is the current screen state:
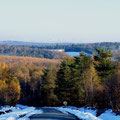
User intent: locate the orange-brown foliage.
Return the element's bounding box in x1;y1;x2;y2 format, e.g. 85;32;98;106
0;55;60;68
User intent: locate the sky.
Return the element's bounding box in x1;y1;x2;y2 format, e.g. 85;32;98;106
0;0;120;43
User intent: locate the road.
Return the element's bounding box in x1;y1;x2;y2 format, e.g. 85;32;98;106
29;108;80;120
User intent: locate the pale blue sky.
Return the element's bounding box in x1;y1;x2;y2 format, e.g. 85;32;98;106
0;0;120;43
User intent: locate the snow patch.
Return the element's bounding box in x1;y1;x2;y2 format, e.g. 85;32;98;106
99;109;120;120
55;107;120;120
55;107;101;120
0;105;43;120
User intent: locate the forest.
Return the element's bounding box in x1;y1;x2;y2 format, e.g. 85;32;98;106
0;44;68;59
0;48;120;115
0;42;120;59
29;42;120;53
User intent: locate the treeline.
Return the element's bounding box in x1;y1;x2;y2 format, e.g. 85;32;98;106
31;42;120;53
0;44;68;59
0;48;120;114
0;42;120;59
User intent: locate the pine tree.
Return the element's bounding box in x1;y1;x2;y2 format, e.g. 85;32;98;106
41;66;58;106
56;57;74;105
70;53;92;106
94;48;115;82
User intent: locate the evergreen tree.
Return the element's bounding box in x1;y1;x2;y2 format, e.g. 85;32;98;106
56;57;74;105
70;53;92;106
94;48;115;82
41;66;58;106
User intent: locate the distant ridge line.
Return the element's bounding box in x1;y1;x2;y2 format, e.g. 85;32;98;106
0;40;120;46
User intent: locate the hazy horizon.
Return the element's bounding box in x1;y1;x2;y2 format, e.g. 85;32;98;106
1;40;120;44
0;0;120;43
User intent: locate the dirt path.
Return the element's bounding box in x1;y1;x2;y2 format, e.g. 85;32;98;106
29;108;80;120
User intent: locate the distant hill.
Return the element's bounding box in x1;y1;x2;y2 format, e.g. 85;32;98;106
0;40;72;46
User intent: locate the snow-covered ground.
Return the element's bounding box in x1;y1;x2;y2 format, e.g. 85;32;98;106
0;104;120;120
55;107;120;120
0;104;43;120
55;107;100;120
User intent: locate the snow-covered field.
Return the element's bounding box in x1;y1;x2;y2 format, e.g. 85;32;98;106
0;104;120;120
